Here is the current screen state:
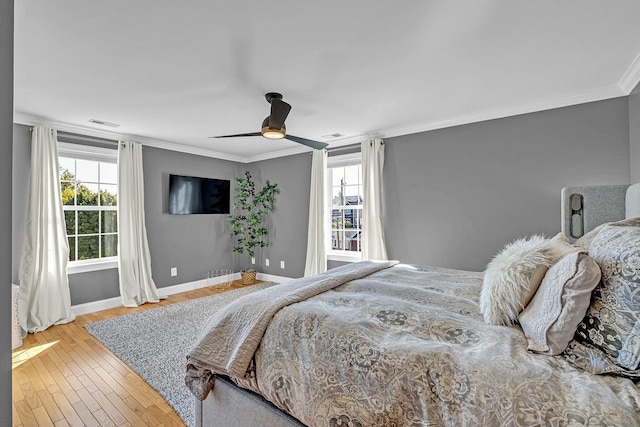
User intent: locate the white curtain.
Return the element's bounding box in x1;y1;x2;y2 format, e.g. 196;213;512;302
118;141;160;307
361;138;388;260
18;126;75;335
304;149;328;276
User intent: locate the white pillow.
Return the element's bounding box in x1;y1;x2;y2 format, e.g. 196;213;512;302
519;251;601;355
481;235;553;326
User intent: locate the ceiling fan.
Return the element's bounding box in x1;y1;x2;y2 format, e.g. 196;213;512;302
211;92;328;150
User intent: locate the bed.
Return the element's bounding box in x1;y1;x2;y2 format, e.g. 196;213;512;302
186;184;640;427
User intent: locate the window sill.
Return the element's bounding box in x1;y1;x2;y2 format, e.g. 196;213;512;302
67;257;118;274
327;252;362;263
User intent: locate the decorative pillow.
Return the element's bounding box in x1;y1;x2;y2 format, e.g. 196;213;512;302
574;217;640;251
563;340;640;378
547;232;580;260
574;224;640;370
519;251;601;355
481;235;553;326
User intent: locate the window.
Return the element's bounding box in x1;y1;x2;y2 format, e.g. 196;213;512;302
58;142;118;270
328;152;362;261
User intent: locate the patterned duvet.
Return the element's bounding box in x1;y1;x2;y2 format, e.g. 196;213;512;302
188;263;640;426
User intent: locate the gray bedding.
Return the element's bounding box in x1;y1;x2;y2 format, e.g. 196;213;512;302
187;262;640;426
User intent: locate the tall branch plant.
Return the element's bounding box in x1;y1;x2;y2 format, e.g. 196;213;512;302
229;171;280;271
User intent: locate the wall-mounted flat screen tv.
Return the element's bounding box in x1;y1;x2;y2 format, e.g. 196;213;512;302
168;174;230;214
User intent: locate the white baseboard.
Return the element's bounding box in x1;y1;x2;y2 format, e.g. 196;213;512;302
257;272;296;283
71;272;296;316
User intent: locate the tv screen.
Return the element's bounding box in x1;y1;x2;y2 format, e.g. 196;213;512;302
168;174;230;214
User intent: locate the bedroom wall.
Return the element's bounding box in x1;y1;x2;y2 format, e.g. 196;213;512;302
1;0;14;422
12;124;29;284
246;153;312;279
630;81;640;183
383;97;630;271
143;147;239;289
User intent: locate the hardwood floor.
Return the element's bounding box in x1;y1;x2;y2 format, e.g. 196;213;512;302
12;280;259;427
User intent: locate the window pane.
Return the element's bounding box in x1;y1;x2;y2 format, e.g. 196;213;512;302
344;165;360;186
331;167;345;186
331;209;343;228
331;187;344;207
344;209;357;228
77;235;99;260
61;184;76;206
356;209;362;229
77;210;99;234
331;230;344;250
59;157;75;177
76;159;99;182
64;211;76;235
100;184;118;206
77;183;99;206
344;185;361;204
68;237;76;261
345;230;360;252
102;211;117;233
100;162;117;184
101;234;118;257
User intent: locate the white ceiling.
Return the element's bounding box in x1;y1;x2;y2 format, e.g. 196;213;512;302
13;1;640;162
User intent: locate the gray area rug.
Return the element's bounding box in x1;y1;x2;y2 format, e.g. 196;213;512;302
84;282;276;427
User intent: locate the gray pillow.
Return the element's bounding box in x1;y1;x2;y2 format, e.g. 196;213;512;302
574;224;640;370
519;251;600;355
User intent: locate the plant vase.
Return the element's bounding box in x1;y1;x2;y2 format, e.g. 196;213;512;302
240;269;257;286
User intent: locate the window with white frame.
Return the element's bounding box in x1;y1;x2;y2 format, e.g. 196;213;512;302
328;152;362;260
58;142;118;265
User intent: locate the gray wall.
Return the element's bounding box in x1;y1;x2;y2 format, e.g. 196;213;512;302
384;98;630;271
143;147;238;289
630;81;640;183
246;153;312;278
2;0;13;423
12;124;29;284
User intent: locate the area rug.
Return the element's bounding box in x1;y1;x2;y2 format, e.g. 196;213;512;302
84;282;276;427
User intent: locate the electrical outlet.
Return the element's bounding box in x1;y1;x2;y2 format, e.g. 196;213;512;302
265;258;270;267
170;267;177;277
280;260;285;269
251;257;256;265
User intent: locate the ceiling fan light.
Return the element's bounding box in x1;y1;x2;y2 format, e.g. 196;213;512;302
262;127;286;139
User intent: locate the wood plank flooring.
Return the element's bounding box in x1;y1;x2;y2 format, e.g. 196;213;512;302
12;280;260;427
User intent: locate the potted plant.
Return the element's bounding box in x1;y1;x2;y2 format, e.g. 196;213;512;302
229;171;280;285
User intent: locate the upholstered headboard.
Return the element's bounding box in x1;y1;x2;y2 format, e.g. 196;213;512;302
561;183;640;242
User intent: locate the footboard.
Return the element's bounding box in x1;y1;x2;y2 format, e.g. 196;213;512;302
196;376;305;427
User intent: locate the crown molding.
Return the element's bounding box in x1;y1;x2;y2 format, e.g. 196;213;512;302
376;85;626;140
619;51;640;94
13;112;247;163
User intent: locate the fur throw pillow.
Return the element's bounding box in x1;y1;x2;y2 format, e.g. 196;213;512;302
481;235;553;326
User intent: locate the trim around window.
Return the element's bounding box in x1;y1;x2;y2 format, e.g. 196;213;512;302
327;251;362;263
327;151;360;168
67;257;118;274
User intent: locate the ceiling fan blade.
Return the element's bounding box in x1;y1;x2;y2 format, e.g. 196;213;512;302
269;98;291;130
209;132;261;138
285;134;329;150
